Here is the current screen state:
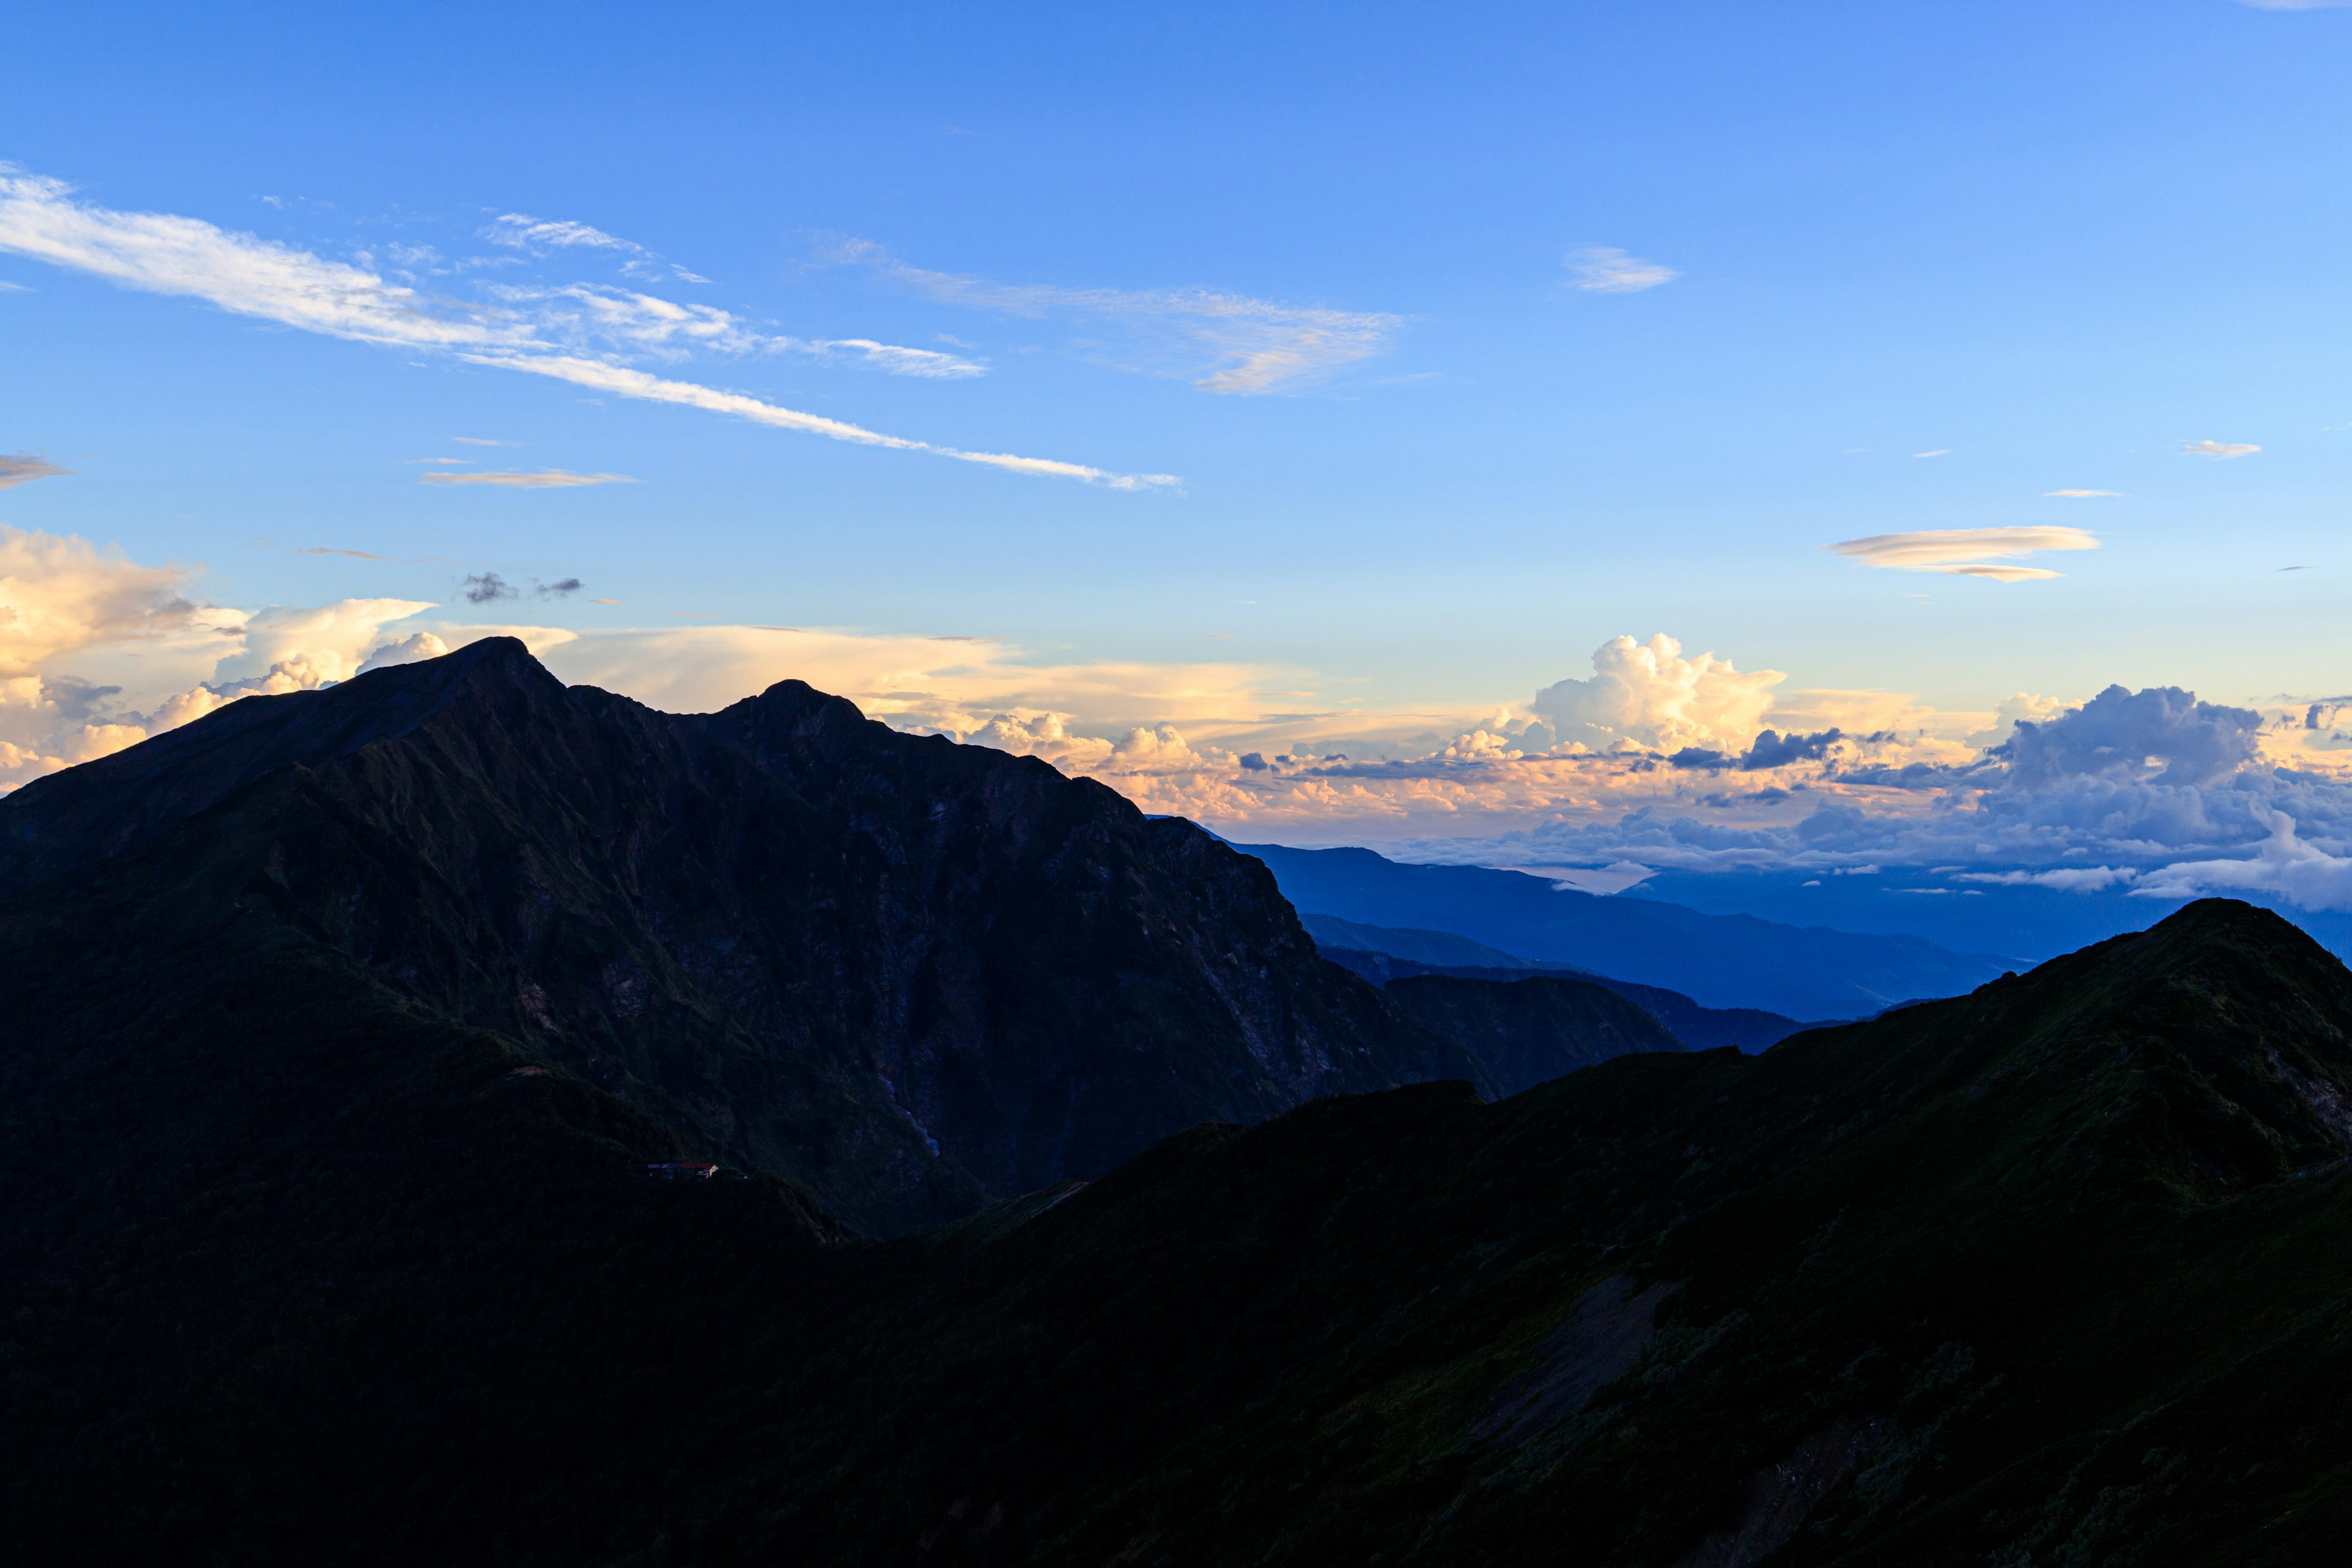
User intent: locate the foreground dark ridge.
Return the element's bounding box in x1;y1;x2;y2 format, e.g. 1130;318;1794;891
0;637;1504;1234
10;880;2352;1562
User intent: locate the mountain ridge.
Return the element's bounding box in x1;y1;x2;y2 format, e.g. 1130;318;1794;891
0;638;1480;1234
1240;840;2024;1019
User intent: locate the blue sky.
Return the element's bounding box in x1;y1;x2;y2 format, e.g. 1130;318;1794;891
6;1;2352;930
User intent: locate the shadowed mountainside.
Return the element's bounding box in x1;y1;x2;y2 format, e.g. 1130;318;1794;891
1378;972;1683;1095
1314;935;1804;1052
0;638;1479;1235
12;899;2352;1564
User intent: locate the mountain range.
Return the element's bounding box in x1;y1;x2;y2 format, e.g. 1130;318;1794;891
9;643;2352;1563
1238;842;2023;1020
0;639;1654;1236
1303;913;1806;1051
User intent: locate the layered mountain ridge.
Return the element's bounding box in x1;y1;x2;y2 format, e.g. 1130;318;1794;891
15;641;2352;1562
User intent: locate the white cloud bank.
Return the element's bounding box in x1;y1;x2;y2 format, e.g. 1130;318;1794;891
0;167;1159;489
11;530;2352;915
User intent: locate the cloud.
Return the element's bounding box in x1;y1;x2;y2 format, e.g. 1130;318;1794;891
462;573;515;604
485;214;639;253
539;578;582;597
0;526;193;677
1997;684;2262;790
1828;526;2098;581
0;453;72;488
0;167;1162;488
1954;866;2139;892
2044;489;2120;498
1913;450;1951;459
832;238;1400;395
474;353;1178;489
451;436;514;446
356;631;448;673
818;338;986;379
1530;635;1784;754
1564;246;1677;293
2180;439;2260;459
2136;810;2352;912
420;469;636;488
0;534;439;790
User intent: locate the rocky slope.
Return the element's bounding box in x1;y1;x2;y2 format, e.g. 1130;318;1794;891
0;638;1476;1234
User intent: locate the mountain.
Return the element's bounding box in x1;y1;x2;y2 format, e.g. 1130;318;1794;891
1304;913;1806;1051
0;638;1479;1235
1300;911;1539;968
14;899;2352;1564
1239;841;2022;1020
1377;973;1684;1095
1320;945;1804;1052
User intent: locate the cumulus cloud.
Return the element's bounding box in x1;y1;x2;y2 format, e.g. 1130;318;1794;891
1;526;437;790
1997;684;2262;789
0;525;192;676
421;469;636;488
832;238;1400;395
356;631;448;673
2180;440;2260;459
0;167;1161;488
1564;246;1677;293
1828;526;2098;581
1530;634;1784;754
0;453;72;488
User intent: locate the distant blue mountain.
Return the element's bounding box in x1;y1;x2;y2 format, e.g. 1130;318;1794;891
1620;865;2352;968
1235;842;2022;1021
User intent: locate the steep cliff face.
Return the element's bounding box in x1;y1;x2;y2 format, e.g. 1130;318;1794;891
0;638;1476;1234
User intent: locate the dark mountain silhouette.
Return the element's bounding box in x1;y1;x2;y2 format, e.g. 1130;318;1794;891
0;638;1480;1235
13;895;2352;1563
1305;913;1805;1051
13;646;2352;1562
1378;972;1684;1095
1242;840;2022;1020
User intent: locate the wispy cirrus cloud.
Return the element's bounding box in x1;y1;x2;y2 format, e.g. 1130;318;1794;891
0;453;72;488
1828;526;2099;582
484;211;709;284
2045;489;2120;497
2181;439;2260;459
419;469;636;488
1564;244;1678;293
0;167;1163;488
831;238;1400;395
474;353;1175;488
